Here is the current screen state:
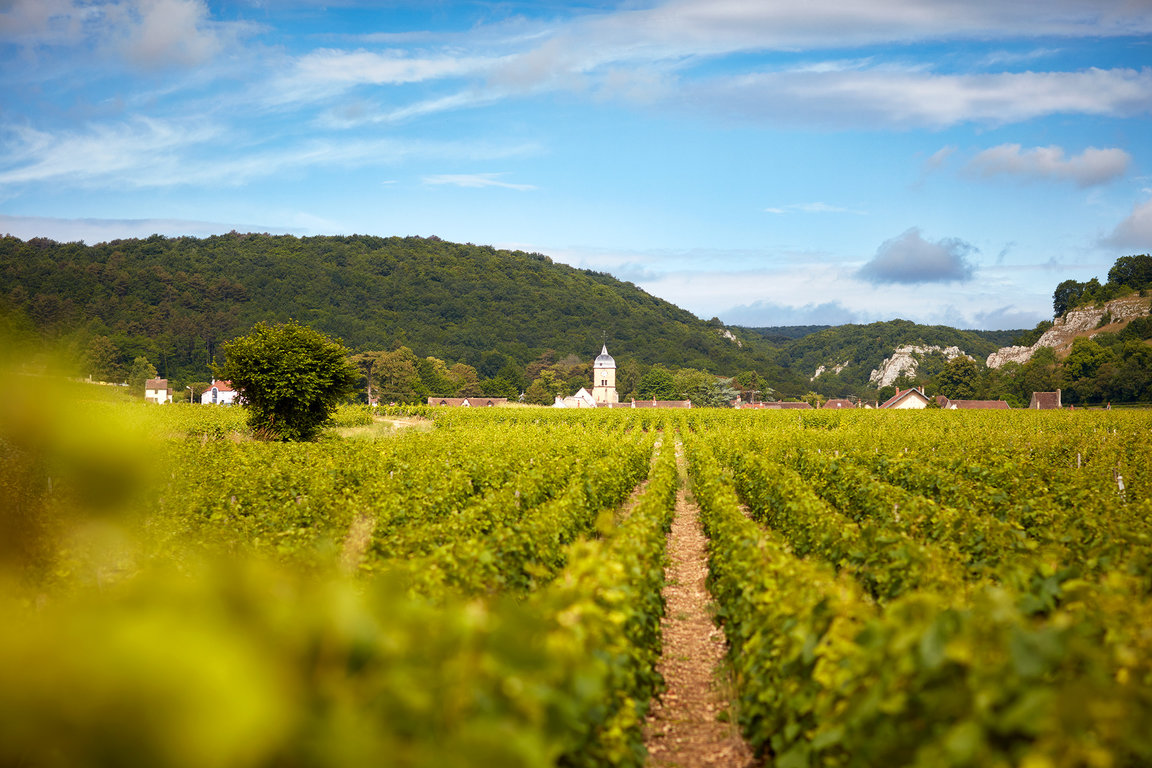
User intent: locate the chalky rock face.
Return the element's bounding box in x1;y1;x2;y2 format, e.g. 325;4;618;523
868;345;971;388
811;360;850;382
986;295;1152;368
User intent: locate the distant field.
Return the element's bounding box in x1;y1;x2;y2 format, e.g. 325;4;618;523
3;399;1151;766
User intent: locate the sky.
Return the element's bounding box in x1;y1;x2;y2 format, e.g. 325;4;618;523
2;0;1151;330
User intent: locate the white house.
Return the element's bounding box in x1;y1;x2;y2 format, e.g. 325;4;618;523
201;379;240;405
880;386;931;409
554;387;598;408
144;378;172;404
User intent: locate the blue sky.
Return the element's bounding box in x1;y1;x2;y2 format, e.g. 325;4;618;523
2;1;1151;330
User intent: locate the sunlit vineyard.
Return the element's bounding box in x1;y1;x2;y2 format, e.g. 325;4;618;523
3;384;1151;767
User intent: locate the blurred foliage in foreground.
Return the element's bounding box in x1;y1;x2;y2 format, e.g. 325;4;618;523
0;331;675;767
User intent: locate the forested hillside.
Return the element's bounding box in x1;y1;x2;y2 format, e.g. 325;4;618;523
0;233;787;386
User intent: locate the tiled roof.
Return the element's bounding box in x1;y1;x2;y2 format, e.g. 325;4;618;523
1029;391;1062;409
145;378;168;389
946;399;1011;409
822;398;855;409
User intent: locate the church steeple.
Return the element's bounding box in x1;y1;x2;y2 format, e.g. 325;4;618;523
591;345;618;405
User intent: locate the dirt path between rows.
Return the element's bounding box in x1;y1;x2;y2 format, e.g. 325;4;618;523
644;445;758;768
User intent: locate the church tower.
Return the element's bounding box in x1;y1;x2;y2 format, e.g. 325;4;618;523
591;344;619;405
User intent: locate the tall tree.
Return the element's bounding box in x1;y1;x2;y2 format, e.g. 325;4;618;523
127;356;157;392
217;321;358;441
932;356;980;400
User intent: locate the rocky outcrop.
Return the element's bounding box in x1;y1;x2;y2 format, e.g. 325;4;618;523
811;360;850;381
718;328;742;347
986;295;1151;368
869;346;971;388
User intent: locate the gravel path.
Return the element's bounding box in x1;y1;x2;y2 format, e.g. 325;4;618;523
644;446;758;768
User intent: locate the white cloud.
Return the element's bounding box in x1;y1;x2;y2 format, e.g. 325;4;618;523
0;119;539;189
722;300;864;327
0;118;220;186
423;173;536;191
116;0;222;69
1103;197;1152;249
295;48;495;87
858;228;977;284
1;0;244;69
495;0;1152;85
968;144;1131;187
765;202;865;215
684;68;1152;128
925;145;957;171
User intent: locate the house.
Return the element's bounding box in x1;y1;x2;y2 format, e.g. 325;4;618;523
880;386;931;409
822;398;855;409
1029;390;1062;410
201;379;240;405
554;388;598;408
935;396;1011;410
631;398;692;409
427;397;507;407
749;401;812;410
144;378;172;404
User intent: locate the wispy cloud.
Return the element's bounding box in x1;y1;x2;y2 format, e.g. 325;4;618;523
0;118;220;186
765;202;865;215
423;173;537;191
0;119;539;188
858;227;978;284
968;144;1131;187
684;68;1152;129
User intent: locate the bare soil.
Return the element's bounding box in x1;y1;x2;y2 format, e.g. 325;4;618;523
644;448;758;768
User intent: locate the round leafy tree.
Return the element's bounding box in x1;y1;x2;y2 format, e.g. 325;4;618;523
217;321;358;441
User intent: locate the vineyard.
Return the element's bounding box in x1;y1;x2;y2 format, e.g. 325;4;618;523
3;389;1151;767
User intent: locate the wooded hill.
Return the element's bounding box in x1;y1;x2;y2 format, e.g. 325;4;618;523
752;321;1024;394
0;233;791;386
12;233;1144;406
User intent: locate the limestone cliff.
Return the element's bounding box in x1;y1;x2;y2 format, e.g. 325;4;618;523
868;345;972;388
986;294;1151;368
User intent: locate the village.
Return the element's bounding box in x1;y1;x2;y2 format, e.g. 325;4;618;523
140;344;1069;411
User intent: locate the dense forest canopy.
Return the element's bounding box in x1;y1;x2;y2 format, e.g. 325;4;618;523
0;232;788;386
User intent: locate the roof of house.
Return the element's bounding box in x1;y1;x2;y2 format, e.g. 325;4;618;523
211;379;236;392
1029;390;1062;409
427;397;507;407
145;378;169;389
822;398;855;409
880;387;930;409
944;399;1011;410
631;399;692;408
754;401;813;409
